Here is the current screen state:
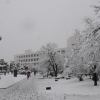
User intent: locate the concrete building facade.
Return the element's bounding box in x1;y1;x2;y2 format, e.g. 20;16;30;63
14;48;67;69
14;50;40;69
67;35;77;47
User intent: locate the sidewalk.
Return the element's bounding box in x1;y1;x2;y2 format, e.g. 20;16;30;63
0;74;39;100
0;74;26;89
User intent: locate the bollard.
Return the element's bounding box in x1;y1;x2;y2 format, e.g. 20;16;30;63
46;87;51;90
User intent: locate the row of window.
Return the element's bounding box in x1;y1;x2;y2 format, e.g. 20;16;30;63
19;58;39;62
17;50;65;59
20;63;38;66
18;54;39;58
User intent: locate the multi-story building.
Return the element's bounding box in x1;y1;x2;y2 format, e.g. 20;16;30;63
14;50;40;69
14;48;67;69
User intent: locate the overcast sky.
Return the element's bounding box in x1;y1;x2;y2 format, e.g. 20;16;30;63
0;0;99;63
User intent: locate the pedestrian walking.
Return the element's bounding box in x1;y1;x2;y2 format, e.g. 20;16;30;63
34;70;37;76
14;67;17;77
92;72;99;86
27;71;30;79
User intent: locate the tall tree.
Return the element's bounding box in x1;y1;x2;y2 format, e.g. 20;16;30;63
39;43;64;77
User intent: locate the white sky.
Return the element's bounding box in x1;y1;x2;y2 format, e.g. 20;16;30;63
0;0;99;63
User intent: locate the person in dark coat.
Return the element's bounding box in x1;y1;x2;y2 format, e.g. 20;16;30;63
27;71;30;79
34;70;37;76
14;67;17;77
93;72;98;86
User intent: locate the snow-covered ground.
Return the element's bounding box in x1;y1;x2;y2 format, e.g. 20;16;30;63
35;73;100;96
0;73;26;88
0;73;100;100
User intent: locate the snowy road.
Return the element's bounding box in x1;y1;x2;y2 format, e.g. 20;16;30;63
0;74;100;100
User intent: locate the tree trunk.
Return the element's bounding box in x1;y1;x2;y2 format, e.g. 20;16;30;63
94;80;97;86
55;71;57;77
55;64;58;77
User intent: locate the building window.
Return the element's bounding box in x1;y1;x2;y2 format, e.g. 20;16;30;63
31;54;33;57
31;59;33;61
26;59;27;62
34;63;36;66
37;58;39;61
37;54;39;56
26;55;27;58
34;54;36;57
72;44;75;46
28;59;30;62
29;55;30;57
19;56;20;58
34;58;36;61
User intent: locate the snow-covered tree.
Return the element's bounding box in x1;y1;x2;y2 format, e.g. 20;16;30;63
63;1;100;82
70;33;89;81
82;17;100;72
92;2;100;15
39;43;65;77
64;18;100;80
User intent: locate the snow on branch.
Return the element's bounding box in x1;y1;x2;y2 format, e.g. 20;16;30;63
92;5;100;14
